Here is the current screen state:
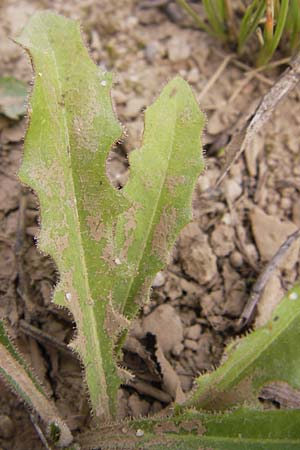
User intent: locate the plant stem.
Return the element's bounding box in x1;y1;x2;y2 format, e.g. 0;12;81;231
175;0;212;34
265;0;274;42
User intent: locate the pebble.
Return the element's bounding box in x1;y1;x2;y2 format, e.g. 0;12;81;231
280;197;292;210
184;339;199;351
152;271;165;288
0;415;14;439
112;89;127;104
229;251;243;268
187;67;200;84
224;179;242;202
144;40;164;64
211;224;235;257
184;324;202;340
142;304;183;354
167;36;191;62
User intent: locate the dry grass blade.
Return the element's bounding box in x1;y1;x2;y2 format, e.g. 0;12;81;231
215;52;300;188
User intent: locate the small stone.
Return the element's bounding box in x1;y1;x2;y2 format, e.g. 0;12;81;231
250;207;300;269
167;36;191;62
179;224;217;285
197;174;210;192
172;342;184;356
152;271;165;288
187;67;200;84
112;89;127;104
210;224;235;257
224;179;242;202
144;40;164;64
142;304;183;354
184;324;202;340
230;251;243;268
184;339;199;351
0;415;14;439
136;429;144;437
125;97;145;119
280;197;292;210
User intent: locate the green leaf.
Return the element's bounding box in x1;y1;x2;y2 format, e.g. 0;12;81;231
16;12;205;419
187;285;300;411
79;408;300;449
0;76;27;120
0;320;72;446
113;76;205;319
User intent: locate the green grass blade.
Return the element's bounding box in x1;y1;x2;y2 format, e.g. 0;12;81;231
257;0;290;65
113;77;205;319
286;0;300;50
0;321;72;446
175;0;213;34
187;285;300;411
203;0;227;39
80;408;300;449
238;0;266;53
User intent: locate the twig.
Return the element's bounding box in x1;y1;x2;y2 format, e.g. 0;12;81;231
126;379;172;403
198;54;234;101
237;228;300;330
19;319;72;356
29;414;53;450
260;381;300;409
216;51;300;188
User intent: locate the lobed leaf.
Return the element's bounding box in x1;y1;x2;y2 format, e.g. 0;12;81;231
0;320;72;446
17;12;205;419
187;285;300;411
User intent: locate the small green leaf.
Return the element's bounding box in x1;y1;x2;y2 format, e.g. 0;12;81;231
188;285;300;411
0;76;27;120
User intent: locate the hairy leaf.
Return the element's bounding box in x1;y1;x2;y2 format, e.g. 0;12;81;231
79;408;300;449
113;77;205;319
188;285;300;411
0;321;72;446
17;12;204;419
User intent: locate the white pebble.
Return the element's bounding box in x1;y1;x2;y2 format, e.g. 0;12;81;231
136;429;144;437
152;271;165;288
289;291;298;301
